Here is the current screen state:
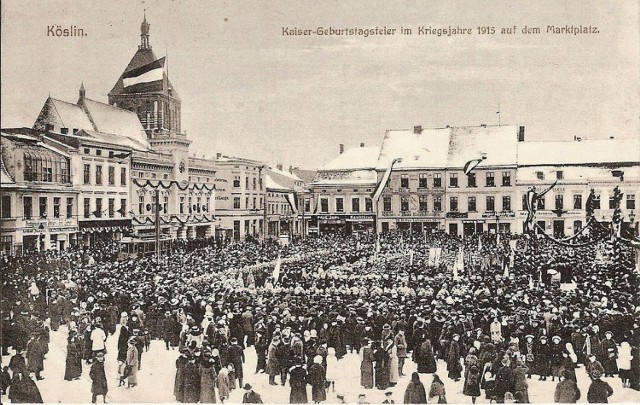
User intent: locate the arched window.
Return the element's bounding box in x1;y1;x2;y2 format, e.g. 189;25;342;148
24;151;34;181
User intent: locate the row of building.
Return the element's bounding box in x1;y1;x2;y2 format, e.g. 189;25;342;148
0;17;305;255
1;17;638;255
308;125;639;237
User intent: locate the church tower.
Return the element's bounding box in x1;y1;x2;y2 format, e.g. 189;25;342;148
108;13;191;181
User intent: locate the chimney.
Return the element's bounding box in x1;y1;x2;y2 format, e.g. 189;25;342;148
216;152;222;159
78;82;86;103
339;144;344;154
360;142;365;147
610;136;615;140
289;165;293;172
445;125;450;128
480;124;487;128
518;126;525;142
574;135;582;142
413;125;423;134
277;163;283;171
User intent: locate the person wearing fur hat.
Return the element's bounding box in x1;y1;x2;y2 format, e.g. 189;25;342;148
587;369;613;403
554;368;581;403
447;333;463;381
289;361;308;403
494;357;515;403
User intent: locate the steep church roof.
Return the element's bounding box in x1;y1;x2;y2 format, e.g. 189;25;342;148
108;16;180;100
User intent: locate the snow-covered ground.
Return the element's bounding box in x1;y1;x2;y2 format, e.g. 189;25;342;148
1;324;638;403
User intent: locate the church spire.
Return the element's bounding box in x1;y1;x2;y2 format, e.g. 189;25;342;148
140;11;151;49
78;82;86;103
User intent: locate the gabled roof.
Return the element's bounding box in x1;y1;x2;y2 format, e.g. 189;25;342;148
80;98;147;146
517;138;640;166
318;146;381;171
269;166;302;182
34;97;95;132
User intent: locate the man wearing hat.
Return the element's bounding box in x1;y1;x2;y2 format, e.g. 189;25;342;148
162;310;178;351
228;337;246;388
242;383;263;403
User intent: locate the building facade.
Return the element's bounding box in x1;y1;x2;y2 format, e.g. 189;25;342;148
309;144;378;235
1;129;78;254
214;154;265;241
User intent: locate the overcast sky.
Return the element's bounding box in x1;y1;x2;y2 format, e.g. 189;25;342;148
2;0;638;170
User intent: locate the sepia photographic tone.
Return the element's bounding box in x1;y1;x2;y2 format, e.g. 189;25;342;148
1;1;639;404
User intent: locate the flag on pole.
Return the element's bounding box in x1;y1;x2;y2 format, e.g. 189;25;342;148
529;274;534;289
272;253;282;283
453;248;463;280
371;158;401;202
502;258;510;278
409;249;414;266
122;57;165;89
463;157;484;175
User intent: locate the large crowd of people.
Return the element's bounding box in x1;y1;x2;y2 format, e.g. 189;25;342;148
0;229;638;403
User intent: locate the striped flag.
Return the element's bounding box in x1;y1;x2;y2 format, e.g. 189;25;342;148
463;157;484;175
123;57;165;89
371;158;401;202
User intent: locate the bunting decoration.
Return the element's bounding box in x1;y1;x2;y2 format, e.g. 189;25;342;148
463;156;486;175
133;179;215;192
524;180;558;234
371;157;401;202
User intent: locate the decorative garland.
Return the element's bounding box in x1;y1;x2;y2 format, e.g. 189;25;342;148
133;179;215;192
132;214;215;225
534;223;601;248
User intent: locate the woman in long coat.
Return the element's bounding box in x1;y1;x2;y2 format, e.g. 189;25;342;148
64;331;83;380
26;333;45;380
403;372;427;404
289;363;308;403
199;357;217;403
414;338;437;374
217;365;232;402
90;352;108;403
360;339;374;389
374;342;391;390
533;336;551;381
308;356;326;403
182;357;201;403
387;339;399;386
125;337;139;387
174;351;188;401
600;332;618;377
447;335;463;381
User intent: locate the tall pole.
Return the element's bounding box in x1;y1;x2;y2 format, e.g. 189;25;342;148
155;190;160;265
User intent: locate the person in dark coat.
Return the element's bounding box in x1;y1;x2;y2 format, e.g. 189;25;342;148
228;338;246;388
308;356;327;403
26;332;45;380
534;336;551;381
586;369;613;403
600;331;618;377
494;358;516;403
360;339;374;389
447;334;463;381
403;372;427;404
174;350;188;402
242;384;263;403
162;311;177;350
1;366;11;395
64;330;83;381
117;322;131;363
554;369;581;403
277;337;293;386
374;341;391;390
463;363;482;403
199;355;217;403
90;352;108;403
8;372;43;403
183;356;202;403
413;337;437;374
266;337;280;385
289;363;308;403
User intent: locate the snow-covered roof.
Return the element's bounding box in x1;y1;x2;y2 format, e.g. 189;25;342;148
265;174;292;192
377;125;520;170
43;98;95;130
81;98;148;146
268;166;302;182
310;169;378;186
319;146;380;171
80;129;150;152
517;138;639;166
517;165;640;183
